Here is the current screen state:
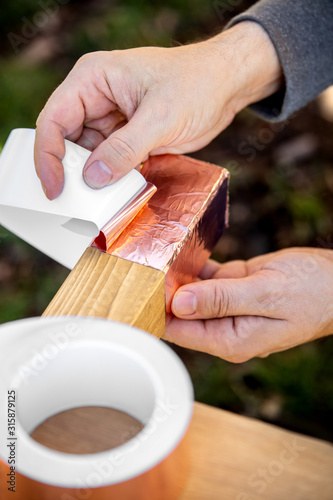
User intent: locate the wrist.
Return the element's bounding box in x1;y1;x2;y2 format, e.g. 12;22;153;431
208;21;283;114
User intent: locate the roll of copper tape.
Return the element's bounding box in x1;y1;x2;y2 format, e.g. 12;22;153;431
0;317;193;499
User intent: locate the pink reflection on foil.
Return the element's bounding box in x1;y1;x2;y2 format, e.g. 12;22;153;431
93;154;229;313
95;182;157;250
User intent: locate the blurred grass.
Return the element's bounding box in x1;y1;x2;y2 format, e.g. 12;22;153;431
0;60;61;143
0;0;332;442
0;226;69;322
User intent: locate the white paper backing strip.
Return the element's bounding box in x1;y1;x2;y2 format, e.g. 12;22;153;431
0;129;147;268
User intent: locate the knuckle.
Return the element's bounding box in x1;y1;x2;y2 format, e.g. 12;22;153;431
75;52;93;67
233;319;251;340
203;318;236;360
257;283;286;314
107;136;137;164
211;282;236;318
229;352;251;363
74;51;110;75
220;338;239;362
226;319;252;363
205;317;252;364
75;51;102;66
227;343;251;362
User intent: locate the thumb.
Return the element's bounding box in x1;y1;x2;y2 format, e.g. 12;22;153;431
83;103;164;188
171;273;278;319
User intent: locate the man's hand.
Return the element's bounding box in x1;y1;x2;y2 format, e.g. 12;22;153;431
34;21;281;199
163;248;333;362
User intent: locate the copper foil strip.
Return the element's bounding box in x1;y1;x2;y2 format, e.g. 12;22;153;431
94;182;157;250
93;154;229;312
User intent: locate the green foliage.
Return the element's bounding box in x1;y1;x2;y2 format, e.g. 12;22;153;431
0;227;69;323
0;60;61;146
0;0;40;48
69;0;217;58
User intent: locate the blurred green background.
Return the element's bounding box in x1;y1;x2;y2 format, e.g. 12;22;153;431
0;0;332;442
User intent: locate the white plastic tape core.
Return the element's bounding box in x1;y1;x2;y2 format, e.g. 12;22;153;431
0;317;193;489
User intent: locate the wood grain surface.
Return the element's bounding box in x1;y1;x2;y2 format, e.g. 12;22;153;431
43;247;166;337
182;402;333;500
31;407;143;454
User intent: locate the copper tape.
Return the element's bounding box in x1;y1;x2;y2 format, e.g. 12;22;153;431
0;430;190;500
94;182;157;251
94;154;229;312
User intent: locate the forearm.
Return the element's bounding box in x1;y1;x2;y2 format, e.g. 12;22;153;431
206;21;283;115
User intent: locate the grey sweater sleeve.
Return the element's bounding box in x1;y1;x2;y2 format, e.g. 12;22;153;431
227;0;333;122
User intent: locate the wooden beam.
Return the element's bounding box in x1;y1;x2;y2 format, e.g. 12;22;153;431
181;402;333;500
43;247;166;337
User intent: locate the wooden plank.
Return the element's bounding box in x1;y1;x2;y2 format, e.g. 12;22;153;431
43;247;166;337
182;402;333;500
30;401;333;499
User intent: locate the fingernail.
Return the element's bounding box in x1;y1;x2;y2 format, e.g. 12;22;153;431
173;291;197;316
84;160;113;188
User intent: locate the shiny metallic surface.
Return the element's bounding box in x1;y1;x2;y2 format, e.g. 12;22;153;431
94;182;157;251
0;430;190;500
94;155;229;312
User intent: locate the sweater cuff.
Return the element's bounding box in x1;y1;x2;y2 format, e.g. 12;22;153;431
226;0;333;123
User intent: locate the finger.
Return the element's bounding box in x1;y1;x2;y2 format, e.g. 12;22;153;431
163;315;286;362
82;100;171;188
76;128;105;151
198;259;222;280
84;110;127;135
35;90;86;199
199;259;248;280
34;119;68;199
35;68;119;199
171;270;284;319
